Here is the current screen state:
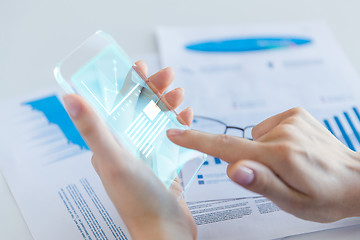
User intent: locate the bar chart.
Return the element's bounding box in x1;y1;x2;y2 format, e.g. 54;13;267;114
322;106;360;151
21;95;89;165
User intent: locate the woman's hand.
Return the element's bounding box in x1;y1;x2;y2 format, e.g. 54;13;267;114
168;107;360;223
63;61;196;240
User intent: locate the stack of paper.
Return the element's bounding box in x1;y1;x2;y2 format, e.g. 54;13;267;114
1;23;360;240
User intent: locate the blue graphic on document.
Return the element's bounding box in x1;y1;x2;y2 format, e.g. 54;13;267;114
323;106;360;151
197;157;226;185
24;95;88;150
185;37;312;53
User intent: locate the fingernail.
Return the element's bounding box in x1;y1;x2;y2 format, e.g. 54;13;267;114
176;87;185;95
160;66;173;72
167;129;184;137
232;166;255;186
63;95;82;118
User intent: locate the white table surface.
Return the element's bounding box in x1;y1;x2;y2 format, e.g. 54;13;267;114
1;0;360;239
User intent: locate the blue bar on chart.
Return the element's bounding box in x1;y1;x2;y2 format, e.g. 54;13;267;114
22;95;90;165
24;95;89;150
185;37;312;52
353;107;360;122
344;112;360;145
334;116;355;151
323;106;360;151
323;119;335;136
201;157;221;166
197;175;205;184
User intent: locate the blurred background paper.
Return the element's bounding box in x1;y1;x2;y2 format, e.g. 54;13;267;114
157;23;360;116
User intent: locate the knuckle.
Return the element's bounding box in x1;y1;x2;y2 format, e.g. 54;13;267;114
213;134;233;160
288;107;306;117
254;171;272;195
79;121;96;139
282;116;300;126
271;142;296;164
215;134;231;146
276;124;296;139
251;125;260;139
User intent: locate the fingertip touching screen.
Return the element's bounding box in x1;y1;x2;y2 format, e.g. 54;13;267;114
54;31;205;189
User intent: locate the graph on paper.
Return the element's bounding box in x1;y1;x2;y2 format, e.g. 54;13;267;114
322;106;360;151
20;94;89;165
196;157;226;185
185;37;312;53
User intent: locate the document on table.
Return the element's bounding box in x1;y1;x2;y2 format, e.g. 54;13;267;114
157;23;360;116
188;197;360;240
157;23;360;202
0;89;131;240
1;87;360;240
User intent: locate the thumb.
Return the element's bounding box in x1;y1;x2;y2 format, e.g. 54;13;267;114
62;94;120;156
63;94;140;184
227;160;297;203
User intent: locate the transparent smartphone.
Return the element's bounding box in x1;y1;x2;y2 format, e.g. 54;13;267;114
54;31;205;189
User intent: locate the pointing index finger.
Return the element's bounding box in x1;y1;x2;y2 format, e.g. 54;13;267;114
167;129;262;164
